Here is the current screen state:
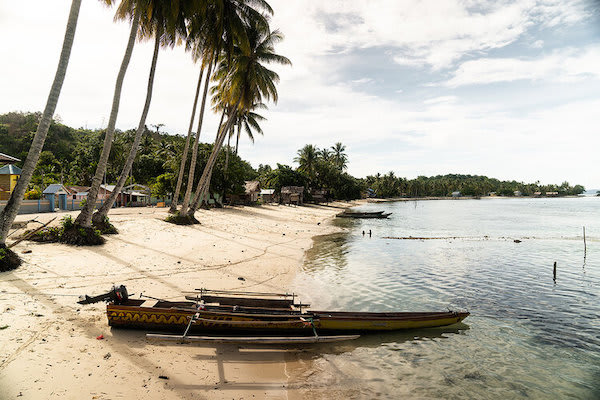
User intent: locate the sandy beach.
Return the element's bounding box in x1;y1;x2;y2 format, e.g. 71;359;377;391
0;202;354;399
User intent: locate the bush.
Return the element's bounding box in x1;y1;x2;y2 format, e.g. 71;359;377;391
0;247;22;272
24;189;42;200
60;226;105;246
92;214;118;234
22;215;106;246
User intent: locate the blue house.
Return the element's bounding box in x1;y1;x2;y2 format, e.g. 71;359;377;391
43;184;69;210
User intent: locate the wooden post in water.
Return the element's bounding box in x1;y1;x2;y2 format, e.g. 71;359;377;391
583;226;587;258
553;262;557;282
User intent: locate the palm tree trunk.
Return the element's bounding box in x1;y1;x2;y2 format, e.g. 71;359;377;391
224;125;232;173
92;31;160;223
222;127;232;202
187;103;240;216
180;60;213;215
168;65;204;214
187;108;226;212
0;0;81;247
235;123;240;155
75;10;140;227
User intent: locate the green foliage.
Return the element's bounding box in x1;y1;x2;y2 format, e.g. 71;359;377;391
0;112;260;193
264;164;308;194
61;215;74;231
364;174;586;198
151;173;175;199
24;189;42;200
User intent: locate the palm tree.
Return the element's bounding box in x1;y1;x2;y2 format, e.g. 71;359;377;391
178;0;273;215
0;0;82;255
186;22;290;216
75;0;141;228
331;142;348;171
92;0;188;225
294;144;318;182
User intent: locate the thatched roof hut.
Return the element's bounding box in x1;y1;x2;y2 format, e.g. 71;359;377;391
281;186;304;205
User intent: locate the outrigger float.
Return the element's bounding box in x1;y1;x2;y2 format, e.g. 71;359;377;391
78;286;469;344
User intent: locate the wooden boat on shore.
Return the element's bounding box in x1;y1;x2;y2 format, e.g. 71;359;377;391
337;210;392;219
79;286;469;343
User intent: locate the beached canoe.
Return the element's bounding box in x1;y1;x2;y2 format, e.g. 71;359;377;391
337;211;392;219
86;286;469;334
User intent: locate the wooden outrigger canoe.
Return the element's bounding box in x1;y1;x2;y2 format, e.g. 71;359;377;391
337;211;392;219
78;286;468;345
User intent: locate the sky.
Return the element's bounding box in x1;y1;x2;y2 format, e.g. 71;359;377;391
1;1;599;188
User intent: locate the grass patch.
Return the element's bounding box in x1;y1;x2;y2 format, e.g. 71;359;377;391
0;247;22;272
165;212;200;225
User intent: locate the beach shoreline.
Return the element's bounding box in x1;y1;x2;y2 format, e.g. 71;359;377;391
0;202;355;399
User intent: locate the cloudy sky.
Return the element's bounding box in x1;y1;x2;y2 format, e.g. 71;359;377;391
1;1;599;188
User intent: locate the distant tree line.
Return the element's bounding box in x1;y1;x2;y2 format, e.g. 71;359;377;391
1;112;585;204
364;172;585;197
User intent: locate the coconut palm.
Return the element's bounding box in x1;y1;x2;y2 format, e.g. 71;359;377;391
294;144;318;182
75;0;142;228
91;0;188;225
331;142;348;171
187;23;290;216
178;0;273;215
0;0;82;254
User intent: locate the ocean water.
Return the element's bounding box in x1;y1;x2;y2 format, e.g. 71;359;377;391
291;197;600;399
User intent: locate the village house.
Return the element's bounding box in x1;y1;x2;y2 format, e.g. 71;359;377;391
281;186;304;205
43;183;69;210
65;185;89;201
244;181;260;203
259;188;276;203
0;164;22;201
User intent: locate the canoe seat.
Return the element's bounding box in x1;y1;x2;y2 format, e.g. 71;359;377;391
139;300;159;308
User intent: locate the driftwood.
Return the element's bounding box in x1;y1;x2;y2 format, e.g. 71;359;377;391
8;217;57;249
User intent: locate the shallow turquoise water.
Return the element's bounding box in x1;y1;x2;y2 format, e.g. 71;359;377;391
293;198;600;399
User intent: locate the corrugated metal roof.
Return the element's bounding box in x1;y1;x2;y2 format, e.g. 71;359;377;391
0;152;20;163
43;184;68;194
0;164;22;175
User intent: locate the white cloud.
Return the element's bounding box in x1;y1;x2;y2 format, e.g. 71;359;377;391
351;78;373;84
270;0;589;70
531;39;544;48
423;96;459;105
444;45;600;87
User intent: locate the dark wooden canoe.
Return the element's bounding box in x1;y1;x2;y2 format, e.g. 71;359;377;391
106;299;468;333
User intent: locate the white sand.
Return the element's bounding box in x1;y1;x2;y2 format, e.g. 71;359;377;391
0;202;354;399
